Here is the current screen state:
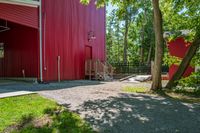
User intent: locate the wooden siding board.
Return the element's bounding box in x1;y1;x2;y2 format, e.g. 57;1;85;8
0;3;39;29
42;0;106;81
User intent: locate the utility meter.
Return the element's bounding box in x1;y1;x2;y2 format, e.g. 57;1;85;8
0;43;4;58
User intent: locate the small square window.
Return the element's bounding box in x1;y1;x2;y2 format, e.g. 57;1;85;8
0;43;4;58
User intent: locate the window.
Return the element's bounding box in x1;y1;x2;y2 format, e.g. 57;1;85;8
0;43;4;58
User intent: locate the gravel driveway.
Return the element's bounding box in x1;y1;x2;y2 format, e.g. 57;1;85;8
38;81;200;133
39;81;137;110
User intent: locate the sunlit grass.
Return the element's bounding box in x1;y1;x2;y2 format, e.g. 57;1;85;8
164;88;200;103
0;94;57;132
123;86;149;93
122;86;200;103
165;92;200;103
0;94;94;133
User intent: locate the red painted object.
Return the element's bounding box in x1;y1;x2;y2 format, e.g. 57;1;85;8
42;0;105;81
167;37;191;58
167;37;194;80
0;3;39;29
162;75;169;80
0;22;39;78
0;0;106;81
169;64;195;79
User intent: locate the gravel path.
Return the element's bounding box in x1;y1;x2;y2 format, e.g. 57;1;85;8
38;81;200;133
38;81;134;110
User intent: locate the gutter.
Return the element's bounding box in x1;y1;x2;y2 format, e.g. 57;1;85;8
39;0;43;82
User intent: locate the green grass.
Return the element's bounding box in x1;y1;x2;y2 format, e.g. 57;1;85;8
163;88;200;103
0;94;57;132
123;86;148;93
122;86;200;103
0;94;94;133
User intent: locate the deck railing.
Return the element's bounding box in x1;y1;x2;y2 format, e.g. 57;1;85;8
85;59;114;80
111;62;168;75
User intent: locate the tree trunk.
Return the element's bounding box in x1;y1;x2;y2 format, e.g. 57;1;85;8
123;18;129;64
166;36;200;89
151;0;164;90
147;42;153;64
140;26;145;63
141;8;147;64
117;23;120;62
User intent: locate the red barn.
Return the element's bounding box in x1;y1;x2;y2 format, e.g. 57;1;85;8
0;0;106;82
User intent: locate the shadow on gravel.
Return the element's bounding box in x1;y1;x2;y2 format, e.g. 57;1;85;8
0;80;104;94
77;93;200;133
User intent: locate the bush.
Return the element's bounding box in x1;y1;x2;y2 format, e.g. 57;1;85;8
178;72;200;88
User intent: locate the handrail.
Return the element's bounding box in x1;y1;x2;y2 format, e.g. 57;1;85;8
85;59;114;80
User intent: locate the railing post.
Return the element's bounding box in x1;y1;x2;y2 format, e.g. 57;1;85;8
89;60;92;80
95;60;98;80
57;56;61;82
85;60;87;79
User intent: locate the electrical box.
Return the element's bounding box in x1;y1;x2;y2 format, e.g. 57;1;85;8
0;43;4;58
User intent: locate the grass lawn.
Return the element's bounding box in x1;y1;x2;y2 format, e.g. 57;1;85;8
123;86;149;93
122;86;200;103
0;94;94;133
164;88;200;103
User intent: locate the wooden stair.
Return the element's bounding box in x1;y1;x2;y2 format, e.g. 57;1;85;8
85;59;114;81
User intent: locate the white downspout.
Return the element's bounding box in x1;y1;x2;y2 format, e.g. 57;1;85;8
39;0;43;82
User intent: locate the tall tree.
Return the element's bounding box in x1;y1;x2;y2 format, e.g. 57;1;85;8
123;17;129;64
115;1;138;64
151;0;164;90
81;0;164;91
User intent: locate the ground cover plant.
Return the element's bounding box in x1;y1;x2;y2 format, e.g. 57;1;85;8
0;94;94;133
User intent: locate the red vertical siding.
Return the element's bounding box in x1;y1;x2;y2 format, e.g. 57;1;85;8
167;37;194;79
0;22;39;78
42;0;106;81
0;3;39;29
167;37;191;58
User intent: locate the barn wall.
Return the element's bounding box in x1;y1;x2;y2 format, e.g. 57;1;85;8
0;3;39;29
0;22;39;78
42;0;106;81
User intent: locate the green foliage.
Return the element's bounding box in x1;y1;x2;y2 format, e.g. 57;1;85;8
163;53;182;66
0;94;57;132
166;31;196;42
163;50;199;67
105;0;154;64
178;71;200;88
161;0;200;34
191;50;200;66
177;50;200;89
14;110;94;133
0;94;94;133
170;48;199;89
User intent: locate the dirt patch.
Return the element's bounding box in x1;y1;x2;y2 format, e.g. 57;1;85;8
3;115;53;133
32;115;53;128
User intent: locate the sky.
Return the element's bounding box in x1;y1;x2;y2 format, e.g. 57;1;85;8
106;4;116;15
